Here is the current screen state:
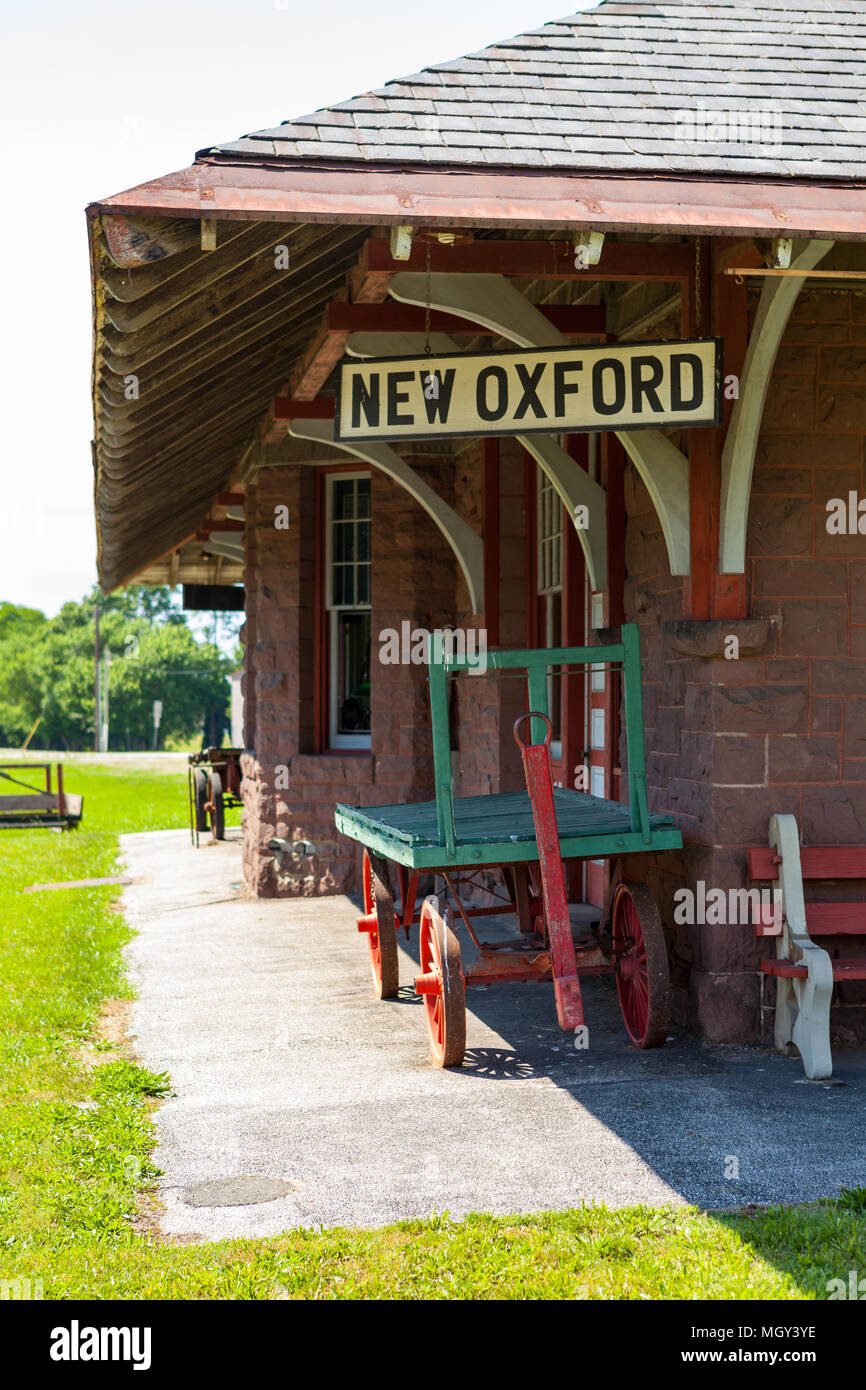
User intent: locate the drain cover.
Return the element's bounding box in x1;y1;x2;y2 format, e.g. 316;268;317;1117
182;1176;298;1207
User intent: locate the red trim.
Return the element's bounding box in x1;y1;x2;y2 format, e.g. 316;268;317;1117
483;439;500;643
314;463;372;752
524;454;538;648
313;471;327;752
713;239;749;618
604;434;626;629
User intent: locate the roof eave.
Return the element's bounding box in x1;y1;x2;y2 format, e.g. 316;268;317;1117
87;157;866;241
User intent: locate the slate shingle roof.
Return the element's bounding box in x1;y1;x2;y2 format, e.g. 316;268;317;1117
201;1;866;180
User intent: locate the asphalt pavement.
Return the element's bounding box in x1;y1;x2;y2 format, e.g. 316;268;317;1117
120;829;866;1240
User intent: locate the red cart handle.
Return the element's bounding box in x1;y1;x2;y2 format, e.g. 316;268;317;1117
512;710;552;752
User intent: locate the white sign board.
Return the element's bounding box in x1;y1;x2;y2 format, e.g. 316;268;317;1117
336;338;722;443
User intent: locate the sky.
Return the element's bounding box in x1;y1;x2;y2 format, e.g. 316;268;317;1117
0;0;597;616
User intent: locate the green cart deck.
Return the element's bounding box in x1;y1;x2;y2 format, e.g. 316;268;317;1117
335;787;682;869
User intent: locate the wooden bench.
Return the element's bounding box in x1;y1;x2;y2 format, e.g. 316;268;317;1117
749;813;866;1079
0;764;83;830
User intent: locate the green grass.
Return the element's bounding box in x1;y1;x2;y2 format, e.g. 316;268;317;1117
0;762;863;1299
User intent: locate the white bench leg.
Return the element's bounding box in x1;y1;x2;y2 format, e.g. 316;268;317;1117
774;976;797;1054
768;813;835;1081
791;946;834;1081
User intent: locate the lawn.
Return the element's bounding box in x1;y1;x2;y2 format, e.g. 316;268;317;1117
0;759;863;1300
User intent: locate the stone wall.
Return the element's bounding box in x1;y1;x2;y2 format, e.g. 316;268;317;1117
241;459;461;898
623;290;866;1043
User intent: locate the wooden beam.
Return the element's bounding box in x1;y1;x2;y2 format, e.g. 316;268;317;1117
326;301;607;336
359;236;691;283
273;398;336;420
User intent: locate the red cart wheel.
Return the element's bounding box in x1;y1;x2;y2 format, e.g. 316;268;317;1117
612;881;670;1049
357;850;399;999
208;771;225;841
414;898;466;1068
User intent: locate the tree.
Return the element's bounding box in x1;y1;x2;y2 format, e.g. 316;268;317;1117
0;588;234;751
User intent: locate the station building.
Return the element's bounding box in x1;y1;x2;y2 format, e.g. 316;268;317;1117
87;1;866;1045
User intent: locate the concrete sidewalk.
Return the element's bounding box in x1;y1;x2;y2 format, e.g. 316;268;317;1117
121;830;866;1240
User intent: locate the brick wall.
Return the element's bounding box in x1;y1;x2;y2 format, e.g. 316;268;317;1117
241;459;462;898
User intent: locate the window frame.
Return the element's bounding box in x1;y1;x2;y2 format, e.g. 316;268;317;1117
324;470;372;750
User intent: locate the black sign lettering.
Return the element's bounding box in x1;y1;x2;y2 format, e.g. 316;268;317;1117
476;365;509;421
513;361;547;420
351;373;380;429
387;371;415;426
553;360;583;418
671;353;703;411
631;355;664;413
592;358;626;416
418;369;456;424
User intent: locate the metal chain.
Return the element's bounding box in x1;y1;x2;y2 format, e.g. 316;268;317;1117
424;238;432;355
695;237;702;331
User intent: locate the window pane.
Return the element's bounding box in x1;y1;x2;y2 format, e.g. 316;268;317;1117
337;611;371;734
357;565;370;604
356;478;370;518
334;522;354;562
334;479;355;520
357;519;370;561
333;565;354;605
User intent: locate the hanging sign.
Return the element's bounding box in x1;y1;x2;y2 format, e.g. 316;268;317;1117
336;338;722;442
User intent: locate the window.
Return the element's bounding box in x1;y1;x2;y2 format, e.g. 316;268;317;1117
326;474;371;748
537;471;563;759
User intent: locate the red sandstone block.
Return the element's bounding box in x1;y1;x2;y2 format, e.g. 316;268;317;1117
775;345;817;374
761;659;810;684
852;567;866;624
812;697;842;733
685;682;807;736
756;433;860;469
711;784;800;846
767;734;840;783
802;785;866;841
843;700;866;760
762;375;815;433
713;734;766;786
817;383;866;433
746;495;813;557
813;661;866;696
689;969;761;1043
751;467;812;496
752;558;847;598
819;346;866;383
791;291;851;325
701;658;766;683
779;600;848;658
785;322;850;345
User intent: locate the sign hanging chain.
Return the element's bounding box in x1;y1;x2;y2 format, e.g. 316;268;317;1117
424;238;432;355
694;237;702;331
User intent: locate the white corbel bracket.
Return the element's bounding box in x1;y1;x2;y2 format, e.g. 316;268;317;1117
720;239;833;573
287;417;485;614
